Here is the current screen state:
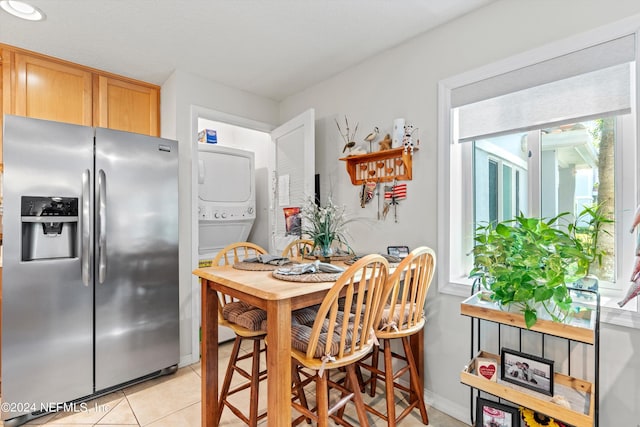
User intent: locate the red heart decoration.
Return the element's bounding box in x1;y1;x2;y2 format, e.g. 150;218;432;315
479;364;496;380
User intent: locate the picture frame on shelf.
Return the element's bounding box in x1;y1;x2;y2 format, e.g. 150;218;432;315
475;397;520;427
476;356;498;382
387;245;409;259
501;347;554;396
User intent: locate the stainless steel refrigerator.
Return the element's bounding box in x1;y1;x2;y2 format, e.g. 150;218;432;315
1;115;179;425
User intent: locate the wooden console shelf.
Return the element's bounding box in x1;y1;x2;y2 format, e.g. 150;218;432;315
461;351;594;427
460;292;596;344
461;290;599;426
339;147;416;185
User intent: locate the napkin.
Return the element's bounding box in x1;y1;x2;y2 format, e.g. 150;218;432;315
243;254;291;266
275;260;345;275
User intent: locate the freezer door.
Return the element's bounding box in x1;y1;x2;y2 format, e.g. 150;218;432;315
1;116;94;419
94;128;179;391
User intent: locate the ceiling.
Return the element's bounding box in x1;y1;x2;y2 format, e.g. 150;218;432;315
0;0;495;101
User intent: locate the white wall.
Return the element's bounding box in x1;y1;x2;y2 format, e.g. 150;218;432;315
160;70;279;366
280;0;640;424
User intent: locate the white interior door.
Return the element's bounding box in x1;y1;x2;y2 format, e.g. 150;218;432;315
269;108;315;254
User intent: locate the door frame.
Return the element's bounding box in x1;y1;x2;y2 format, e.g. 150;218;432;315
189;105;274;365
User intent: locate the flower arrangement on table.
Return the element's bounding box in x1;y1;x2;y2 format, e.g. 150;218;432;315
300;197;353;261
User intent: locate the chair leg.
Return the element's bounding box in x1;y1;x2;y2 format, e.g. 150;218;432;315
369;344;380;396
316;372;330;427
346;364;369;427
217;336;243;424
402;336;429;425
292;363;312;424
355;363;366;393
383;340;397;427
249;338;261;427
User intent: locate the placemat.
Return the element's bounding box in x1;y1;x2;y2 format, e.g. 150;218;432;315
233;262;282;271
272;271;342;282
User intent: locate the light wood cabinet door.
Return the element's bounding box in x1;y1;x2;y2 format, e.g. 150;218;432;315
95;75;159;136
14;52;93;126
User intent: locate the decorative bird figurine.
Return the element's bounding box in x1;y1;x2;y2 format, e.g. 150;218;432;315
342;141;356;153
364;127;379;152
336;116;358;153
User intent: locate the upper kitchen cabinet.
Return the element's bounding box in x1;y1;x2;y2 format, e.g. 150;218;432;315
0;44;161;163
13;51;93;126
94;75;159;137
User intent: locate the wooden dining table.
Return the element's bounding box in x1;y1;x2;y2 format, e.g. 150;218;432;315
193;262;425;427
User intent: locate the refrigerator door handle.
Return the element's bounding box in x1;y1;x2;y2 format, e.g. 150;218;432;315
98;169;107;284
82;169;91;286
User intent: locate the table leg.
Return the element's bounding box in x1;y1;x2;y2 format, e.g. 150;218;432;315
201;280;219;426
266;299;292;426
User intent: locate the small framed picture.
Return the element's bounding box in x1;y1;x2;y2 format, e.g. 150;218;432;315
387;245;409;258
501;347;554;396
475;397;520;427
476;356;498;382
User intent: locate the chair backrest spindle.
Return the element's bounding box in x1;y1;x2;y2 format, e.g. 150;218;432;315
210;242;268;316
376;246;436;337
303;254;389;362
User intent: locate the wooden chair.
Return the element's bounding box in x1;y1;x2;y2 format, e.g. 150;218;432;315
289;254;389;427
281;238;315;260
211;242;269;426
358;246;436;426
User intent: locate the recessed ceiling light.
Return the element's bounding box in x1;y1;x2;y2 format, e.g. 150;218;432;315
0;0;45;21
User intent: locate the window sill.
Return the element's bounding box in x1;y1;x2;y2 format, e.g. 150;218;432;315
439;279;640;330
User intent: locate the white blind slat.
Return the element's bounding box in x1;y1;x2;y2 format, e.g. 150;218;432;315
452;34;635;108
457;63;632;141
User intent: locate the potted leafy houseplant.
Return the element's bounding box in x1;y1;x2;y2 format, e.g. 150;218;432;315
470;204;611;328
300;197;353;262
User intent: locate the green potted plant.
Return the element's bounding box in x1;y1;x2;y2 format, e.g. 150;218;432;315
470;204;610;328
568;203;614;288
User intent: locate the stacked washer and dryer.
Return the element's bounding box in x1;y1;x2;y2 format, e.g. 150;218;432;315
197;143;256;342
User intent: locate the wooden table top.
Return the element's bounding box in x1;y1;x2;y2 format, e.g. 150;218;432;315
193;264;345;301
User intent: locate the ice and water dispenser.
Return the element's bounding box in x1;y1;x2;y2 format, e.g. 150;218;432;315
21;196;79;261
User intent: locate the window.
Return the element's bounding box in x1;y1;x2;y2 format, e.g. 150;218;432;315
438;32;639;318
472;120;621;286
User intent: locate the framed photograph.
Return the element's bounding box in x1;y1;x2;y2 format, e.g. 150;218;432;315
387;245;409;258
475;397;520;427
283;207;301;236
501;347;554;396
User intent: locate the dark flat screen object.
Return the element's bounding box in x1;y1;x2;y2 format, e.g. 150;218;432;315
387;245;409;259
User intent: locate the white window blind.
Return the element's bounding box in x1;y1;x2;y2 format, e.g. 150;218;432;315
453;35;635;141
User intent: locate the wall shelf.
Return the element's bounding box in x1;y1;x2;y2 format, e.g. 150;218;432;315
339;147;415;185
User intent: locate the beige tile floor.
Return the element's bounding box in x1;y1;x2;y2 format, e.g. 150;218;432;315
2;341;469;427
